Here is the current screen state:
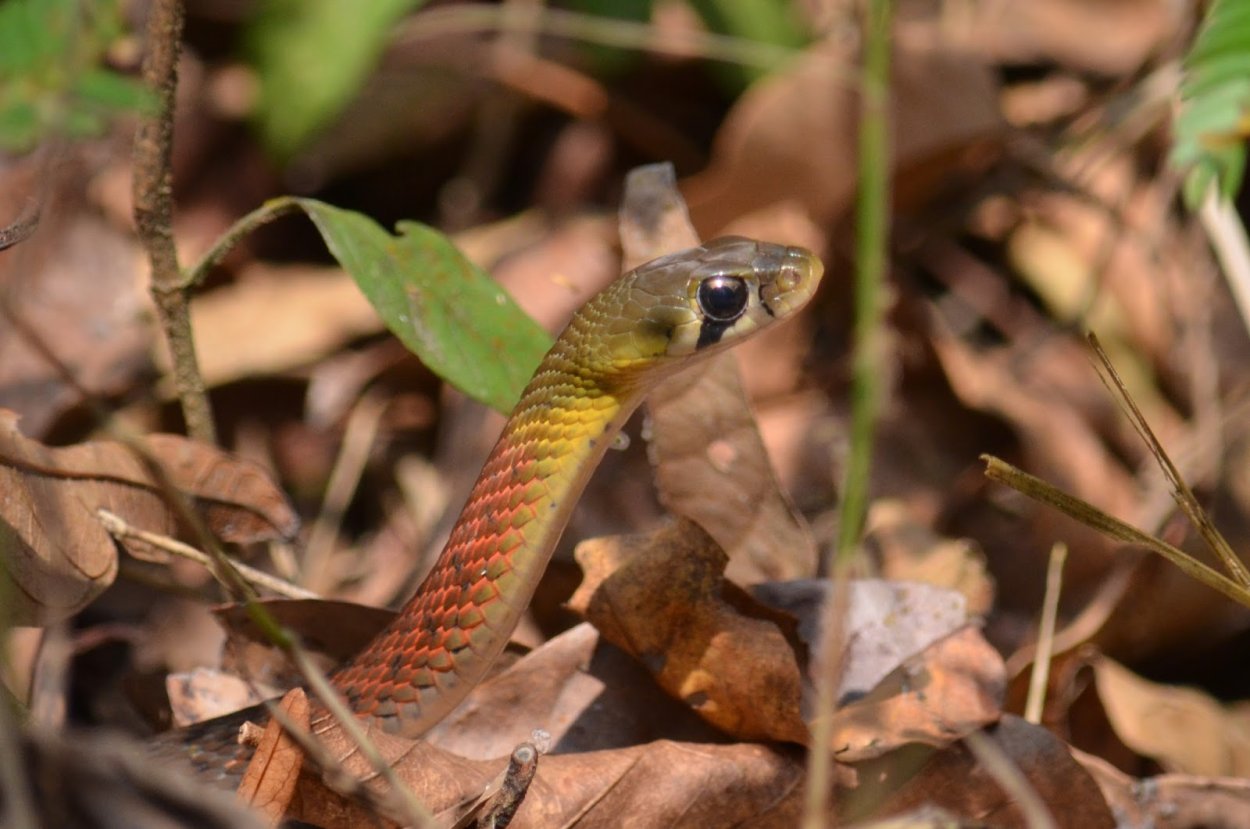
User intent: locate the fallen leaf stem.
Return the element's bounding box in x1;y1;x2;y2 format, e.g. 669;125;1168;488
96;509;317;600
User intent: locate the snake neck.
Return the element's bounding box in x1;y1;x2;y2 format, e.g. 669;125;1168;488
326;337;642;737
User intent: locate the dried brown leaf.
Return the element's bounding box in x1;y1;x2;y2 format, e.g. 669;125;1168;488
1073;747;1250;828
849;716;1114;828
684;37;1002;234
647;356;819;583
186;264;382;388
0;412;297;624
827;627;1006;762
0;163;151;436
751;579;975;703
238;689;309;825
291;721;803;829
865;500;996;616
426;622;724;759
214;599;396;664
569;518;808;744
1092;656;1250;777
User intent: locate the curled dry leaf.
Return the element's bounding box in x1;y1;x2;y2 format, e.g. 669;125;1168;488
0;411;298;625
569;518;808;744
825;626;1005;762
569;516;1004;757
238;688;310;825
1091;656;1250;777
1073;746;1250;828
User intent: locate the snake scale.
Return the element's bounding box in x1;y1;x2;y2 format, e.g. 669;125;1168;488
161;236;823;784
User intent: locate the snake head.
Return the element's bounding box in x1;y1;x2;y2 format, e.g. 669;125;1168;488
573;236;823;387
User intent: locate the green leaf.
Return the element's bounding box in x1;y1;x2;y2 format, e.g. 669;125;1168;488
0;0;143;151
0;102;40;152
686;0;808;89
1172;0;1250;207
246;0;427;159
71;69;154;114
293;199;552;412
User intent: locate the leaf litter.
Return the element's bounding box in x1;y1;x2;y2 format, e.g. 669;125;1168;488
8;1;1250;826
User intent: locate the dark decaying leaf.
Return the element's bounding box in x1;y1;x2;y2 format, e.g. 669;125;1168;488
844;716;1115;829
5;727;266;829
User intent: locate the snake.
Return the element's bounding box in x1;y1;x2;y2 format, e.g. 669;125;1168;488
162;235;823;784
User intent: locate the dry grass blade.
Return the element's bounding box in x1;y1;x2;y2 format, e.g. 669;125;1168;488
982;456;1250;608
1086;332;1250;586
1024;543;1066;725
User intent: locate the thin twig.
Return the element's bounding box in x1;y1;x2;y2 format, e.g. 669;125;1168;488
1024;543;1067;724
474;742;539;829
96;509;318;600
0;207;40;252
132;0;216;444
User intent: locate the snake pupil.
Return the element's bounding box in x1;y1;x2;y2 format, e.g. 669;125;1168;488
697;276;749;322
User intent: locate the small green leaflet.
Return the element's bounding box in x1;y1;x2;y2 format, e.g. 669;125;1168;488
1172;0;1250;206
295;199;552;413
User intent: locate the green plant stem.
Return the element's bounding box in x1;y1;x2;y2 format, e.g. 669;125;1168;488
804;2;892;826
837;3;890;561
184;196;304;287
132;0;217;445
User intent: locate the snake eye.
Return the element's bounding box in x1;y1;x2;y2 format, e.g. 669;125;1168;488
697;276;749;322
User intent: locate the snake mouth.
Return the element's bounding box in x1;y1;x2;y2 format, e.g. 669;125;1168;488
759;246;823;317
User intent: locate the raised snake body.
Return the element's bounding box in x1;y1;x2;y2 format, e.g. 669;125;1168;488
166;236;823;782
